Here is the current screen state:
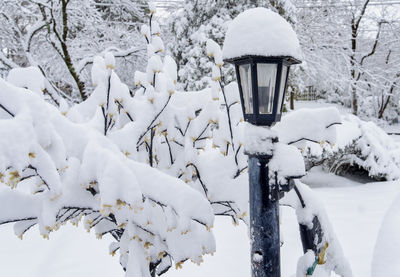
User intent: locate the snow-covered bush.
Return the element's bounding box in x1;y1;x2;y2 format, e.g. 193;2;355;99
0;75;216;276
275;107;400;181
0;5;225;276
326;114;400;180
68;8;249;225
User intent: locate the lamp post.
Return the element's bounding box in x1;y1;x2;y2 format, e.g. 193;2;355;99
222;8;302;277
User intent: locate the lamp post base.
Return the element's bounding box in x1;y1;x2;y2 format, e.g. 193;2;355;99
249;155;280;277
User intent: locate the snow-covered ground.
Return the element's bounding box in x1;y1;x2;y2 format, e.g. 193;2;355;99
1;169;398;277
292;100;351;114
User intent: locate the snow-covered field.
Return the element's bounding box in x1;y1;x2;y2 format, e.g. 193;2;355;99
1;169;398;277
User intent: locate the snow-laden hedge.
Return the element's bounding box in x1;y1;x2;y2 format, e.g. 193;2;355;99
275;107;400;181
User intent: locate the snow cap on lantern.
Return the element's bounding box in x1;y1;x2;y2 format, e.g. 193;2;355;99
222;7;302;61
222;8;302;126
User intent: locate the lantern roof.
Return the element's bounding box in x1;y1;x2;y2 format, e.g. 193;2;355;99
222;8;302;62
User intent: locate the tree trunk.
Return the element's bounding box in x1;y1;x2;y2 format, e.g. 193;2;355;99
290;91;294;110
350;19;358;115
60;0;86;101
351;85;358;115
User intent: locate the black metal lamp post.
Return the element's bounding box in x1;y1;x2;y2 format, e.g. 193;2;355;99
222;8;302;277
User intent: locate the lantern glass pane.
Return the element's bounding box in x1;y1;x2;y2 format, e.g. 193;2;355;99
277;65;288;115
257;63;277;114
238;63;253;114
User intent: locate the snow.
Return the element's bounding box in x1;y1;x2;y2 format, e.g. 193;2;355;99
371;192;400;277
244;123;277;155
104;52;116;69
149;2;156;14
252;252;263;263
296;250;315;277
222;8;302;61
274;107;341;146
269;143;305;183
0;224;124;277
7;66;45;96
301;166;365;188
206;39;223;67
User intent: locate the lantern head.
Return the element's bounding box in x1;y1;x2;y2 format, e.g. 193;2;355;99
222;8;302;126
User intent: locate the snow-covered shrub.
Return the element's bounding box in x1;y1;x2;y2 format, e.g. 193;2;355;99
0;5;225;275
274;107;340;171
326;114;400;180
0;76;215;276
81;9;250;225
276;107;400;181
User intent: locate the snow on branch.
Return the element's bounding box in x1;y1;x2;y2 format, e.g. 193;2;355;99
275;107;400;181
282;180;353;277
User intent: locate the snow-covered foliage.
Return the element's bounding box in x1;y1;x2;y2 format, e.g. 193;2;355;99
166;0;295;91
0;75;216;276
222;8;302;61
79;10;249;226
283;180;353;277
275;107;400;181
328;114;400;180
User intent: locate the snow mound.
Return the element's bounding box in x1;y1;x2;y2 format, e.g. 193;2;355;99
222;8;302;61
269;143;305;184
275;107;341;145
7;66;45;96
371;192;400;277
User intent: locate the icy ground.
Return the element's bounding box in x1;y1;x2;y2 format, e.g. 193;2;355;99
0;168;398;277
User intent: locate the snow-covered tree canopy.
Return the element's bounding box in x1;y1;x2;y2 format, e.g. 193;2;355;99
294;0;400;120
0;0;148;102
